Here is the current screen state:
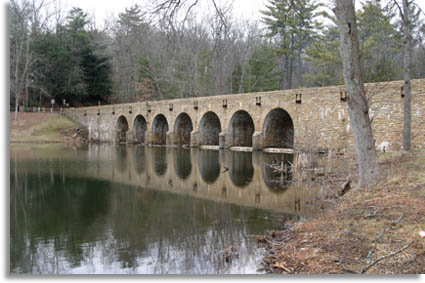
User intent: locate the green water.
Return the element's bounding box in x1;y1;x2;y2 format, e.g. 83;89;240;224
10;144;322;274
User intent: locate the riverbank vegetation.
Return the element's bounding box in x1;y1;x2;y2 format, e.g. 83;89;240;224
260;149;425;274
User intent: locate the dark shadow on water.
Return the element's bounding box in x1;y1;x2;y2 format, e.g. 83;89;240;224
173;148;192;180
151;147;167;176
115;145;128;173
198;150;220;184
228;151;253;188
132;146;146;175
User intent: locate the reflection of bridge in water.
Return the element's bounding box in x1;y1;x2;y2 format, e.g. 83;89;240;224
72;144;325;219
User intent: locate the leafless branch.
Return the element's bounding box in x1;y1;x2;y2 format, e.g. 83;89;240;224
361;240;413;274
366;213;404;265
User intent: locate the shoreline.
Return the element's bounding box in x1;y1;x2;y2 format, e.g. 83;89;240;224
259;150;425;274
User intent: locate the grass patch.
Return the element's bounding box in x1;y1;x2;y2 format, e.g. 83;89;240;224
36;115;79;138
10;113;81;143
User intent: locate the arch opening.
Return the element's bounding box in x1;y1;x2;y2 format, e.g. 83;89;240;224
133;115;147;144
227;110;254;147
152;114;169;145
174;113;193;146
263;108;294;149
116;115;129;143
199;112;221;146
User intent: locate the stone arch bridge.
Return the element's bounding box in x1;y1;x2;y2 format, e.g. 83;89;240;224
65;79;425;152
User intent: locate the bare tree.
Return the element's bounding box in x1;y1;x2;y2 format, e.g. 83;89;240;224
333;0;380;188
10;0;33;120
392;0;413;152
10;0;58;119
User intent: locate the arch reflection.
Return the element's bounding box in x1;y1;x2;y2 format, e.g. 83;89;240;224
115;145;128;173
132;146;146;174
228;151;253;188
151;147;167;176
262;153;293;192
173;148;192;180
198;150;220;184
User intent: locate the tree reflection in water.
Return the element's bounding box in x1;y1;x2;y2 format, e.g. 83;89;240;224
10;144;325;274
262;153;293;192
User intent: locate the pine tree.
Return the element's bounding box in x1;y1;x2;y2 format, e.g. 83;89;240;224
261;0;320;89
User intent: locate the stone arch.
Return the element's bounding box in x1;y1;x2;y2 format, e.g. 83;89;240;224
133;114;147;144
263;108;294;149
228;151;253;188
152;114;169;145
174;112;193;146
199;111;221;146
227;110;255;147
116;115;129;143
173;148;192;180
199;149;220;184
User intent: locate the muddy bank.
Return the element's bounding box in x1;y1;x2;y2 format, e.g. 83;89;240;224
259;150;425;274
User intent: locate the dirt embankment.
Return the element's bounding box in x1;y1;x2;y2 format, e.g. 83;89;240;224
10;112;85;143
260;151;425;274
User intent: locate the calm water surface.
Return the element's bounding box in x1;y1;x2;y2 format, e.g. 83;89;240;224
10;144;326;274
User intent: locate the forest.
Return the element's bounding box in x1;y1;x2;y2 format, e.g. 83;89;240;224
10;0;425;108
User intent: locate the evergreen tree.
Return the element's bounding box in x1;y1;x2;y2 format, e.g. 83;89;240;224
261;0;320;89
243;45;280;92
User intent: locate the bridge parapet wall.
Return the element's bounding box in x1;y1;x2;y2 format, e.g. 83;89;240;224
64;78;425;151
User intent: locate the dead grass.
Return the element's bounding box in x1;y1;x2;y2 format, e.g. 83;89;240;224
262;149;425;274
10;112;80;143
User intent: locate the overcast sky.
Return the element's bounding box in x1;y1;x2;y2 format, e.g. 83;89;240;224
60;0;268;27
55;0;425;29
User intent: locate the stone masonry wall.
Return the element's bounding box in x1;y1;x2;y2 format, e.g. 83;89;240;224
64;78;425;152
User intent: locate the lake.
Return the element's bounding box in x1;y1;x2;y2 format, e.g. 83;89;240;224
10;144;328;274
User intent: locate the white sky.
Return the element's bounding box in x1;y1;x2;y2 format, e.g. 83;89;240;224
60;0;268;28
55;0;425;29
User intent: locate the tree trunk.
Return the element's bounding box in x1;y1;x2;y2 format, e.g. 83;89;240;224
333;0;380;188
402;0;411;151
